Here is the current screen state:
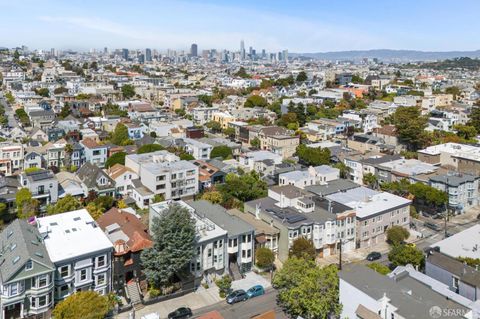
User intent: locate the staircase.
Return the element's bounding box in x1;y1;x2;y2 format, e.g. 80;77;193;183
229;262;242;281
126;281;143;310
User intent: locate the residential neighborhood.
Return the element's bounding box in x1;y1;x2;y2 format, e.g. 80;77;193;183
1;1;480;318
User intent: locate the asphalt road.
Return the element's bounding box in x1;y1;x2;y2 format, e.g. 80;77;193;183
193;289;287;319
0;95;19;128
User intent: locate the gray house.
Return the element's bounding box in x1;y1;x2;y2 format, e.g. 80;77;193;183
0;219;55;319
76;162;115;196
187;200;255;277
426;250;480;301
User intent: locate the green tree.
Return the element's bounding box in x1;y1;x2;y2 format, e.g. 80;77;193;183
250;137;261;149
235;67;250;78
179;153;195;160
201;191;223;204
210;146;233;160
467;103;480;132
386;226;410;245
273;259;342;319
137;144;165;154
388;244;424;268
296;71;308;82
367;262;390;275
215;275;232;298
16;188;38;219
289;237;317;261
244;95;267;108
141;203;196;287
363;173;378;188
86;202;104;220
445;86;461;100
111;123;129;146
218;171;267;204
392;106;429;150
296;144;331;166
205;121;222;133
121;84;136;99
333;162;350;179
153;194;165;203
105;152;126;168
454;124;477;141
222;127;236;139
255;247;275;269
52;291;112;319
47;195;82;215
35;88;50;97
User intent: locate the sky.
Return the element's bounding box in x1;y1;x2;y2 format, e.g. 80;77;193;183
0;0;479;53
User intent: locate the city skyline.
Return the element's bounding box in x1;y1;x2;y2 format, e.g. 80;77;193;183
1;0;479;52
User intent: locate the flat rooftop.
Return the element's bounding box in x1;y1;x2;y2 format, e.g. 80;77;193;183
37;209;113;263
432;224;480;259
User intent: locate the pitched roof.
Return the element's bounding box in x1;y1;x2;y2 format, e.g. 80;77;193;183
76;162;114;190
106;164;136;180
97;208;152;254
0;219;54;283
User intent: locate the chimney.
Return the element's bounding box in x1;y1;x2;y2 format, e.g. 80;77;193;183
255;204;261;220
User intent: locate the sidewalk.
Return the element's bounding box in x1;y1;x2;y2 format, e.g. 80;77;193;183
116;272;271;319
317;241;391;267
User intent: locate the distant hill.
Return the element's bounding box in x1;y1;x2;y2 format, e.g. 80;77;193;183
292;49;480;62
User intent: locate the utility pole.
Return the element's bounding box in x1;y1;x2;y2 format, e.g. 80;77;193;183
444;205;448;238
338;238;343;270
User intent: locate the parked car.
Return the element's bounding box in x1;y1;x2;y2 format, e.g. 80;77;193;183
424;222;442;231
246;285;265;299
227;289;248;304
366;252;382;261
167;307;192;319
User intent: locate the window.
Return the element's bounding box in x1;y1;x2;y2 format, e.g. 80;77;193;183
207;249;212;257
60;266;69;278
10;283;18;296
38;274;48;288
80;269;87;281
25;260;33;271
96;255;106;268
453;276;459;289
247;249;251;258
96;274;106;286
37;295;47;307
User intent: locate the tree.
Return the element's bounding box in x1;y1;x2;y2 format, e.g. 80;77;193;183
153;194;165;203
445;86;461;100
52;291;112;319
454;124;477;141
35;88;50;97
86;202;105;220
367;262;390;275
333;162;349;179
392;106;429;150
235;67;250;78
16;188;38;219
117;200;128;209
468;103;480;132
54;87;69;95
93;196;115;211
244;95;267;108
273;259;341;319
363;173;378;188
215;275;232;298
105;152;126;168
47;195;82;215
296;144;331;166
205;121;222;133
218;171;267;206
296;71;308;82
141;203;196;287
255;247;275;269
121;84;136;99
250;137;261;149
111;123;129;146
137;144;165;154
179;153;195;160
386;226;410;245
222;127;236;139
59;105;71;119
201;191;223;204
210;146;232;160
289;237;316;261
388;244;424;268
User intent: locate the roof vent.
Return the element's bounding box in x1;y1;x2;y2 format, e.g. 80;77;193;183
12;256;20;264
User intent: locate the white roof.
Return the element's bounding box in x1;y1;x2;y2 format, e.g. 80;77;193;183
37;209;113;263
432;224;480;259
327;188;411;219
419;143;480;156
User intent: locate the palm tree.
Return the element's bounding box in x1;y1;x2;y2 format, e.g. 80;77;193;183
333;162;350;179
64;143;73;169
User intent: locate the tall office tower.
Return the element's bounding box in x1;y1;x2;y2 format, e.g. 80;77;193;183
104;47;108;54
282;49;289;62
190;43;198;57
145;48;152;62
249;46;253;57
202;50;210;59
122;48;129;61
50;48;55;57
240;40;245;60
261;49;266;59
138;53;145;64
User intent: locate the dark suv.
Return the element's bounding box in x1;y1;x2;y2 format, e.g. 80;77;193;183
168;307;192;319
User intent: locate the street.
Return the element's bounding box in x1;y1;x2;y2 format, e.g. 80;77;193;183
193;289;287;319
0;93;19;128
